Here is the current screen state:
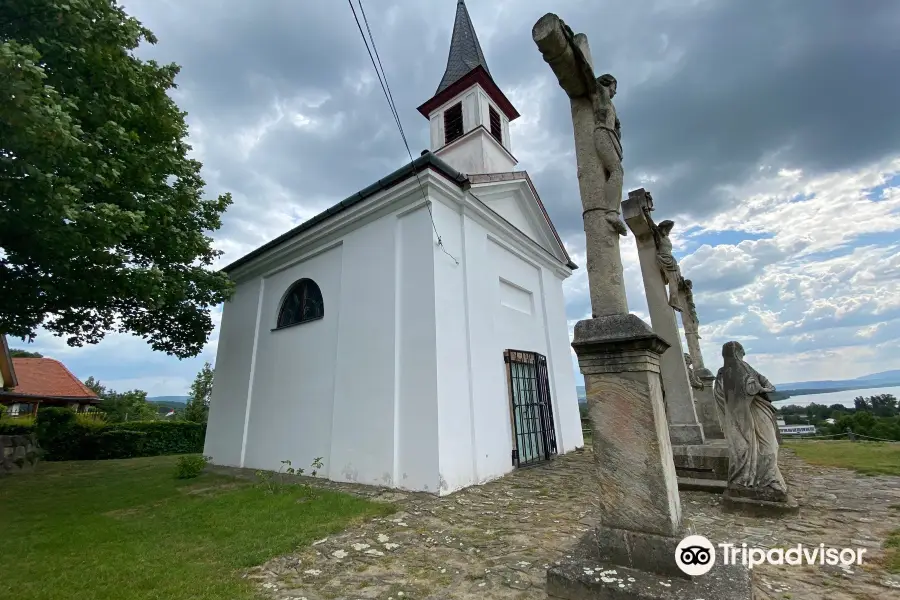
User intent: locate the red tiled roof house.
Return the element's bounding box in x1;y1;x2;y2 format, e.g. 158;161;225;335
0;357;100;417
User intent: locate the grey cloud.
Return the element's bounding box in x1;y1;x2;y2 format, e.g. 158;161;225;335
681;238;787;292
126;0;900;257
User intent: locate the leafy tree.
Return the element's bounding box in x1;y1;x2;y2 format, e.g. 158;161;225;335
83;375;106;397
9;348;43;358
83;376;156;422
0;0;233;358
854;396;870;411
183;361;213;423
869;394;898;418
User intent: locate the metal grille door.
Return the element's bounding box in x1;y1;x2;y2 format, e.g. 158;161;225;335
505;350;558;467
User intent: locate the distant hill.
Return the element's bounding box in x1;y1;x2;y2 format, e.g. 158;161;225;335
147;396;189;408
854;369;900;382
577;386;585;402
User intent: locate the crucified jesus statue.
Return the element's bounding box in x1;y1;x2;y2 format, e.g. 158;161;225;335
533;14;629;317
562;24;626;237
644;209;684;312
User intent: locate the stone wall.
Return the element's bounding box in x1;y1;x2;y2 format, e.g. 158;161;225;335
0;434;41;475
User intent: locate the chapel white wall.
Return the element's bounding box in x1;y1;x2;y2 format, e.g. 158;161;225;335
430;198;476;495
540;268;584;452
241;245;343;477
205;201;440;490
204;278;262;467
431;191;582;491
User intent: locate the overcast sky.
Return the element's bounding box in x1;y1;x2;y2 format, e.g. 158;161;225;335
24;0;900;396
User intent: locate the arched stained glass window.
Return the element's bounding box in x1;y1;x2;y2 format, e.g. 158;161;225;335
276;279;324;328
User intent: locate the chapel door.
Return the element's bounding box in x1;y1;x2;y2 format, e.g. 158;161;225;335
505;350;558;467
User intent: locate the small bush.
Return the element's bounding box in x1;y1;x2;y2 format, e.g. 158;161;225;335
175;455;210;479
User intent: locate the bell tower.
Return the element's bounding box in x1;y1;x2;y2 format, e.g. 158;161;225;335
417;1;520;175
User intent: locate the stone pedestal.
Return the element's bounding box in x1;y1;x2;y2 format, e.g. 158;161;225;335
695;374;724;440
622;190;705;447
549;314;752;599
672;441;729;493
575;315;681;537
723;487;800;517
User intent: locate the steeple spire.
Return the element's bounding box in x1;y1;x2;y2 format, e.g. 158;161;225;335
436;1;491;94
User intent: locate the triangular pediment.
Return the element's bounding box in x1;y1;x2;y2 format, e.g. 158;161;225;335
468;172;572;268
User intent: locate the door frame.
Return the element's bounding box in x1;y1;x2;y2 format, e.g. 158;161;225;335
504;349;558;467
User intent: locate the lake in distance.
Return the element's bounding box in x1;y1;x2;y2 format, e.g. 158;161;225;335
772;385;900;409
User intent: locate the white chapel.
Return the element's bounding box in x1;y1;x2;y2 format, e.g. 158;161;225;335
204;1;584;494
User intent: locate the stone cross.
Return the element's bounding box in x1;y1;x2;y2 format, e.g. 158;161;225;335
531;13;751;600
622;189;705;446
680;278;723;439
531;14;627;318
533;16;745;598
534;16;752;596
679;278;712;378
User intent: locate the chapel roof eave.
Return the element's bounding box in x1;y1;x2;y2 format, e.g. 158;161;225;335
468;171;578;271
417;65;520;122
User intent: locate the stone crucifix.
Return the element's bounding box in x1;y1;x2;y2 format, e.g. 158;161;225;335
679;278;713;378
532;14;628;318
648;213;684;313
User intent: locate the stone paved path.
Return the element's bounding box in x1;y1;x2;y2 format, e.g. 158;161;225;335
244;448;900;600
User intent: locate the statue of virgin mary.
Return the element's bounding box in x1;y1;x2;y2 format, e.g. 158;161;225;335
714;341;788;500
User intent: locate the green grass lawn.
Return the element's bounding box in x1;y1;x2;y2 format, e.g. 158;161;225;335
886;528;900;574
0;456;395;600
784;440;900;476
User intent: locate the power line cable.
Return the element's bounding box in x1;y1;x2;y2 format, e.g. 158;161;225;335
348;0;459;265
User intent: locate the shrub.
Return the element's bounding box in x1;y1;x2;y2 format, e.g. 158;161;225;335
31;408;206;461
75;412;106;426
0;418;35;435
107;421;206;455
175;455;210;479
36;408;82;460
92;430;148;459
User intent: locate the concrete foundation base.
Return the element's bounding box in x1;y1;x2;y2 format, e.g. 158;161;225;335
547;561;753;600
546;531;753;600
723;488;800;517
672;440;729;484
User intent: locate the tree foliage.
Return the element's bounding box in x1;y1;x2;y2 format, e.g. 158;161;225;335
778;394;900;441
84;375;157;422
9;348;43;358
183;361;213;423
0;0;233;358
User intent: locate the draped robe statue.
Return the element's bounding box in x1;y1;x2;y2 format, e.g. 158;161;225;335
714;341;788;501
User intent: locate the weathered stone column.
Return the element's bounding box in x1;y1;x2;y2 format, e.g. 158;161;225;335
684;326;707;374
695;373;725;439
534;13;750;599
622;189;705;446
